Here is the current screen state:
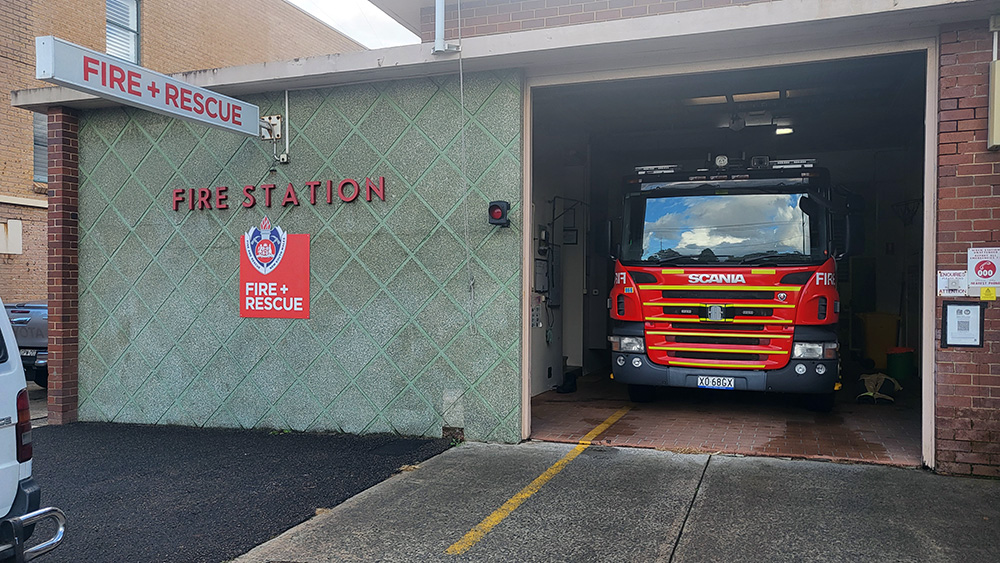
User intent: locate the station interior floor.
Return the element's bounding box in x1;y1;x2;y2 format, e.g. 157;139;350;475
530;373;922;467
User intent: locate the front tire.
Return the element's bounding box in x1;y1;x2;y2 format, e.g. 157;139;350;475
33;368;48;389
628;384;656;403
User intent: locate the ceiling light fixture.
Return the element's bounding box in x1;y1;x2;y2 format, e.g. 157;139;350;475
775;126;794;135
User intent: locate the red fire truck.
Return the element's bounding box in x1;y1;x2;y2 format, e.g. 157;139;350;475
608;156;858;411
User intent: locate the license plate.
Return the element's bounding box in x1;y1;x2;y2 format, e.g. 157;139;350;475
697;376;734;389
19;349;36;357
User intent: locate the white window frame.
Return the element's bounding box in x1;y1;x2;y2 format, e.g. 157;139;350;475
106;0;140;63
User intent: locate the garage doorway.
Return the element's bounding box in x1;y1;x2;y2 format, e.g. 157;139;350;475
524;51;931;466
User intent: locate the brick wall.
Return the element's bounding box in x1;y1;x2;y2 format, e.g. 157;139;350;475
419;0;774;41
0;205;48;301
936;21;1000;477
2;0;363;301
142;0;364;73
46;107;79;425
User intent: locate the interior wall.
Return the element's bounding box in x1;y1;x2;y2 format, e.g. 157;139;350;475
530;143;598;393
559;165;588;368
529;170;564;395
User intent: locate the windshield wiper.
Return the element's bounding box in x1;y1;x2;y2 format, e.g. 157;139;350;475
739;252;808;264
655;255;692;265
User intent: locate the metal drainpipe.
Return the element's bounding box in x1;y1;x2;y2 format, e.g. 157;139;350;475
435;0;445;53
433;0;459;54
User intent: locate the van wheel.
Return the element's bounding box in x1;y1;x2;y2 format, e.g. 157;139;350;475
628;384;656;403
806;392;835;412
33;368;48;389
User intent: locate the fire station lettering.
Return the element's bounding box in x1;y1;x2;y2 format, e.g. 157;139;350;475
35;36;258;136
239;217;310;319
170;178;386;211
244;283;304;312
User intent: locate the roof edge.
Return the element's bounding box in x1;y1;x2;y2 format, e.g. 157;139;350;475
12;0;988;112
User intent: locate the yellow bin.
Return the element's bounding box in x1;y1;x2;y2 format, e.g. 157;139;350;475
857;312;899;370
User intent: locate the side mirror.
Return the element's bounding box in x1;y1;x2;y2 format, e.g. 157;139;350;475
842;211;865;257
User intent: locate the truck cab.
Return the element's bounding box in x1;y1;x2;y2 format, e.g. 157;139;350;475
608;157;854;410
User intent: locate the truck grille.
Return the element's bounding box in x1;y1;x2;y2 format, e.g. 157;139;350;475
661;290;774;300
675;335;763;346
670;350;764;362
638;283;796;370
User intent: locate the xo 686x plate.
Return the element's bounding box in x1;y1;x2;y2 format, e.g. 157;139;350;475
697;376;734;389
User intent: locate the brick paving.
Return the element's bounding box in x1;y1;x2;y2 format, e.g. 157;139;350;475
531;374;922;467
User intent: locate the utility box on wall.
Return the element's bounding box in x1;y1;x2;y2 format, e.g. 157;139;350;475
0;220;23;254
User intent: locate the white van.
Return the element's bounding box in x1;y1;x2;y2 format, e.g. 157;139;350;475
0;297;64;562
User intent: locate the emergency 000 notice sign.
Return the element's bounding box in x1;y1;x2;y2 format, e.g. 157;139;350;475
239;217;309;319
967;247;1000;288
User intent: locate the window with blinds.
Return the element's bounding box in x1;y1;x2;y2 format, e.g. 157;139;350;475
106;0;139;63
33;113;47;184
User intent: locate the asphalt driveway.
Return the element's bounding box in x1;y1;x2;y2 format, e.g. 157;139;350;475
27;423;450;562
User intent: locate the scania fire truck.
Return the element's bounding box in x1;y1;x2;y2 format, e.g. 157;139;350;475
608;156;857;411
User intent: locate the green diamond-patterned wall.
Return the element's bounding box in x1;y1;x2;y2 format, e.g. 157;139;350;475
75;71;524;443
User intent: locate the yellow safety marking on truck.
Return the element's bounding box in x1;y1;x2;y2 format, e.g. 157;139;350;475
445;406;631;555
645;317;793;324
669;360;767;369
750;268;776;274
644;316;700;323
642;302;795;308
646;330;792;339
661;268;685;274
637;284;801;291
649;345;788;355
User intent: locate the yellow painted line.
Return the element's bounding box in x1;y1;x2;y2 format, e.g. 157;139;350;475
642;302;795;308
732;319;792;324
646;330;792;339
649;345;788;355
638;284;801;291
445;406;632;555
751;268;776;274
669;360;767;368
661;268;684;274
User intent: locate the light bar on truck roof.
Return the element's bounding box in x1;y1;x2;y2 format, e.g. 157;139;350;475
639;178;810;191
770;159;816;169
635;164;680;174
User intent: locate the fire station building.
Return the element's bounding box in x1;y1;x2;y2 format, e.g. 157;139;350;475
12;0;1000;476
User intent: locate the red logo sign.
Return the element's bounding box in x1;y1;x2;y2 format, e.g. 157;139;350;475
974;260;996;279
239;218;309;319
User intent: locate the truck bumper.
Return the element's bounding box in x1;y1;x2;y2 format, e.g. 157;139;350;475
1;478;40;523
611;353;838;394
0;479;65;563
17;351;46;372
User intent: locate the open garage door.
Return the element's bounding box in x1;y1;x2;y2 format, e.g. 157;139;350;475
527;52;926;466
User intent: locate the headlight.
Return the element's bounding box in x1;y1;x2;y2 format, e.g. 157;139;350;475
609;336;645;353
792;342;838;359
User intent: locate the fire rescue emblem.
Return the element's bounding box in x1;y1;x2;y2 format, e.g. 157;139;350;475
244;216;287;275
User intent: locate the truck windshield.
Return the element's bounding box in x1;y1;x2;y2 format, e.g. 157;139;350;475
622;192;828;265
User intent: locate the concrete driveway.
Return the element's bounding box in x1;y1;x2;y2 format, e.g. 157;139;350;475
237;441;1000;562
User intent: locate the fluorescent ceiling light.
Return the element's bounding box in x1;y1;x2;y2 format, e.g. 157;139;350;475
732;91;781;103
775;127;794;135
684;95;728;105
